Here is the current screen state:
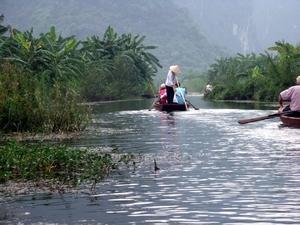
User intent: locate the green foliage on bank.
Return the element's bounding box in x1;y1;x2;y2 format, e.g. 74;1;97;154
0;62;89;133
203;41;300;101
80;26;161;101
0;14;161;133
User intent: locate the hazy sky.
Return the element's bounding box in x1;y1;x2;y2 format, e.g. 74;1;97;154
252;0;300;48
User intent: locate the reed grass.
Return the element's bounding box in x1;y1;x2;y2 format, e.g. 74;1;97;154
0;62;91;134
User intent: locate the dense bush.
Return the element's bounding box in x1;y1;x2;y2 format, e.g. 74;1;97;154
0;18;161;133
203;41;300;101
0;62;90;133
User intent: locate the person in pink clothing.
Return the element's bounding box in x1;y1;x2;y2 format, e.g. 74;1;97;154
159;83;178;104
278;76;300;116
159;83;167;103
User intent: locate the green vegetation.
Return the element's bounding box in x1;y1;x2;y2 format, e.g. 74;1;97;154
0;15;154;188
80;26;162;101
0;141;137;188
203;41;300;101
0;14;161;134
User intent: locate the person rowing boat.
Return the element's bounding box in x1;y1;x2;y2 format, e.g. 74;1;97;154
278;76;300;117
165;65;181;104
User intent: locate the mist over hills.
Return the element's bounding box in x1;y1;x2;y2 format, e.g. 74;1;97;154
176;0;300;55
1;0;299;76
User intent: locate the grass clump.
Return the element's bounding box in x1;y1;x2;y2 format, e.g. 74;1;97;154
0;141;137;188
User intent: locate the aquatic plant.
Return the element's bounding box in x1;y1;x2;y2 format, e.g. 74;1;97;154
0;141;138;189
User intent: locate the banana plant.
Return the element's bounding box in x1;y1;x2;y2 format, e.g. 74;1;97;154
268;40;300;86
7;26;84;82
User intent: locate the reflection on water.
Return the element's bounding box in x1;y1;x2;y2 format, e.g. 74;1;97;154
2;95;300;224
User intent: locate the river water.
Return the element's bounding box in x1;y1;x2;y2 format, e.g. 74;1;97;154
2;94;300;224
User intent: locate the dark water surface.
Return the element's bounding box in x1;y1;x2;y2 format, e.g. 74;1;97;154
2;95;300;224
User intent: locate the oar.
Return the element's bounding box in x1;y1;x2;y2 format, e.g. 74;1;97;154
238;110;298;124
185;99;199;110
148;96;160;111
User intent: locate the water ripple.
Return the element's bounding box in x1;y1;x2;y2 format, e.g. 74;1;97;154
3;101;300;224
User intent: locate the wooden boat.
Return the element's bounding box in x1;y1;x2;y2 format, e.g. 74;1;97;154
154;103;188;111
280;115;300;127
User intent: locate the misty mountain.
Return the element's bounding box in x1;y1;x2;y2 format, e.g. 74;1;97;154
175;0;300;55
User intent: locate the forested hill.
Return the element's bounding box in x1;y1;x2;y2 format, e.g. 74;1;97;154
1;0;232;75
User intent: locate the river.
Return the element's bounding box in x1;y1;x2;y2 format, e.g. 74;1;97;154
1;94;300;224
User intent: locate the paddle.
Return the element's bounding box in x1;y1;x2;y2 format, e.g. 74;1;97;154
185;99;199;110
148;96;160;111
238;110;298;124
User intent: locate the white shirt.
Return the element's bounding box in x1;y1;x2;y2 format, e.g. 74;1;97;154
165;70;175;87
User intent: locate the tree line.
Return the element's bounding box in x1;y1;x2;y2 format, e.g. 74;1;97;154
203;41;300;101
0;14;161;133
1;0;232;78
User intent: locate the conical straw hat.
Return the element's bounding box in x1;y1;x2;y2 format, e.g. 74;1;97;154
170;65;181;74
